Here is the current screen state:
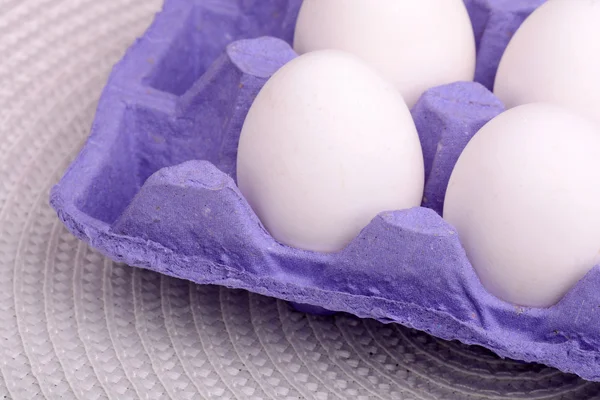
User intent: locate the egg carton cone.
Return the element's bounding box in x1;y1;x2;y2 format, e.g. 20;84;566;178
50;0;600;382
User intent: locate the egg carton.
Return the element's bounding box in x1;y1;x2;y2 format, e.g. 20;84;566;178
51;0;600;382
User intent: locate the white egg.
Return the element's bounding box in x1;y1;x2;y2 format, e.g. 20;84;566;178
237;50;424;253
293;0;476;108
444;103;600;308
495;0;600;125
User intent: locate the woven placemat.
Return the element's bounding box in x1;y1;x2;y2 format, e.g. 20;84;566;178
1;0;600;399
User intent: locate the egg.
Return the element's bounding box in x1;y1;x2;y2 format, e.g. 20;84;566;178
444;103;600;308
495;0;600;125
237;50;424;253
293;0;476;108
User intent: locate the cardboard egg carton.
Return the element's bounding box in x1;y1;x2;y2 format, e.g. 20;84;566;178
52;0;600;381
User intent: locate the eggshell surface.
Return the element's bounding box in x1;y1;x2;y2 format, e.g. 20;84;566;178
444;103;600;308
293;0;476;108
495;0;600;125
237;50;424;253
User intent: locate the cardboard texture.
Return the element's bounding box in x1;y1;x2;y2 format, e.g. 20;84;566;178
52;0;600;382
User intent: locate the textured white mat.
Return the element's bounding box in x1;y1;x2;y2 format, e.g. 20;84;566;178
1;0;600;399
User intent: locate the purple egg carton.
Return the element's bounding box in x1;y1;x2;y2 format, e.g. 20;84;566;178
51;0;600;381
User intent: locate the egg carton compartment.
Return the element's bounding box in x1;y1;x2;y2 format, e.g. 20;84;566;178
51;0;600;382
465;0;546;89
